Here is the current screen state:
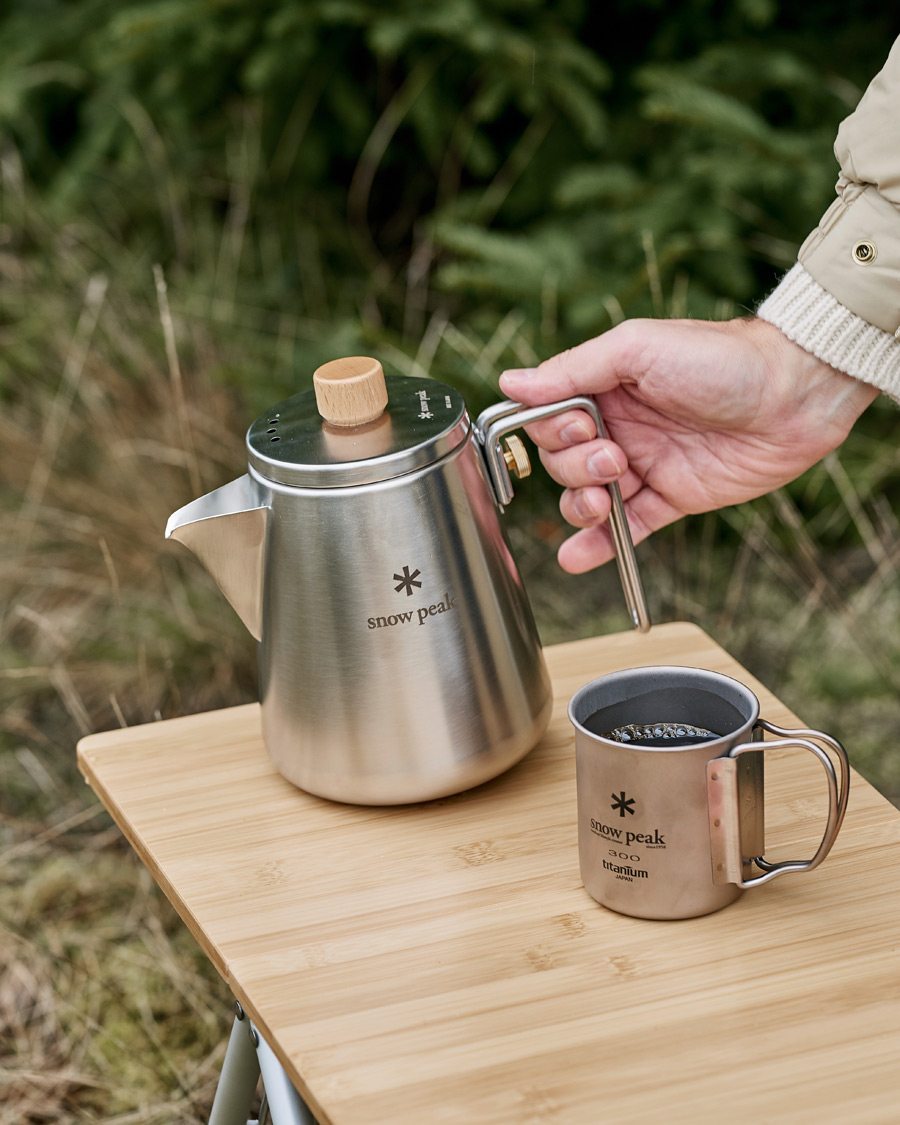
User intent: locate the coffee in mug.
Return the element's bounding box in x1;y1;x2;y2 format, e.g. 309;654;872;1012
569;666;849;920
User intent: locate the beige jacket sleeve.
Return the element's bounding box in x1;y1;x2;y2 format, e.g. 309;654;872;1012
757;37;900;400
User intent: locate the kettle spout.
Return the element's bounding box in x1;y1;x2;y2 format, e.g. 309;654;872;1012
165;474;269;641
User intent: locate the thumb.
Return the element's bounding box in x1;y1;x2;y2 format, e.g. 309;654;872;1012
499;323;643;405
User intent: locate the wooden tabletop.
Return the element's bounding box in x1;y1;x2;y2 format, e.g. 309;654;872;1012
77;622;900;1124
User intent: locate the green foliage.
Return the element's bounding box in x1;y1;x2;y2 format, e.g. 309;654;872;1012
1;0;898;549
0;0;897;528
1;0;896;407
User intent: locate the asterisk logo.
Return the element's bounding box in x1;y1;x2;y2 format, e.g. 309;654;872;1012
393;565;422;596
611;791;635;818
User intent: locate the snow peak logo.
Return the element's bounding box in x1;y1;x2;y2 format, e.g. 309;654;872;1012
367;591;457;630
610;791;635;817
416;388;433;419
590;818;666;849
393;565;423;596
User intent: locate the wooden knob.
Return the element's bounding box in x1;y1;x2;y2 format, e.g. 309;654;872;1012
313;356;388;427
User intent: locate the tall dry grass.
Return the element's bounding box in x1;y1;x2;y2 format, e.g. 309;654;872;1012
2;173;900;1120
2;195;261;1119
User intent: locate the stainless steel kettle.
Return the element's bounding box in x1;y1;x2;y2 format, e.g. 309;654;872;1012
166;356;649;804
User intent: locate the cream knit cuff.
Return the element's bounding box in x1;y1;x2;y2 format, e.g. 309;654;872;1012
756;262;900;403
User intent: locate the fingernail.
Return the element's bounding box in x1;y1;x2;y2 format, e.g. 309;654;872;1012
561;421;593;444
573;492;601;523
588;448;624;479
500;368;536;383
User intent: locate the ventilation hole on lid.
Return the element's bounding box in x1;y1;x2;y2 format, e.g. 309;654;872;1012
269;416;279;423
270;436;281;442
266;427;277;434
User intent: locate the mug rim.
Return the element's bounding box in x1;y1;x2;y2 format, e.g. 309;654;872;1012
567;665;760;752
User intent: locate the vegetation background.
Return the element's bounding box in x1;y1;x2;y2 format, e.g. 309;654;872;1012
2;0;900;1119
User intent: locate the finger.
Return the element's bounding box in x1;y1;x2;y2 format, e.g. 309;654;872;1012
559;486;613;529
499;320;647;405
520;408;597;453
538;439;627;489
557;487;683;573
556;463;642;529
557;525;618;571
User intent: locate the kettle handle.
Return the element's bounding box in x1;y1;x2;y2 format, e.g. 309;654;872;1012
475;396;651;633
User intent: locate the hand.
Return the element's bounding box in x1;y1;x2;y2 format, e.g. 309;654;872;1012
499;317;877;573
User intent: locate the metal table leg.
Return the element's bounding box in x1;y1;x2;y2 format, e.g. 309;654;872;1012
208;1002;316;1125
251;1022;317;1125
209;1005;261;1125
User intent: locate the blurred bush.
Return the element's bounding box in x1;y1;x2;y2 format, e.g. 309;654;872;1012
2;0;897;410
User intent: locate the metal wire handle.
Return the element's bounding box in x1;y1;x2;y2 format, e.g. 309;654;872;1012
708;724;850;888
475;396;651;633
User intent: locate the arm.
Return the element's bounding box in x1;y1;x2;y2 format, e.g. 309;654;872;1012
757;38;900;400
499;42;900;572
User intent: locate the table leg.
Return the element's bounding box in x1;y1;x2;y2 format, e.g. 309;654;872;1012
252;1022;317;1125
209;1007;260;1125
208;1002;317;1125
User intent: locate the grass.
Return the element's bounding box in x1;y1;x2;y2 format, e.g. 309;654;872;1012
2;183;899;1121
2;187;262;1120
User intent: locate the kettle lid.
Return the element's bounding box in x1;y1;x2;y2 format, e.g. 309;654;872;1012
246;360;469;487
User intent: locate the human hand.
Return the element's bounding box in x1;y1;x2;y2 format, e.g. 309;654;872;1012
499;317;878;572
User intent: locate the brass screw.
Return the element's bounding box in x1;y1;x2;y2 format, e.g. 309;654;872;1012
502;434;531;479
853;240;877;264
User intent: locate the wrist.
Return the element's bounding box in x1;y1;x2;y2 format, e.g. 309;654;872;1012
753;316;878;440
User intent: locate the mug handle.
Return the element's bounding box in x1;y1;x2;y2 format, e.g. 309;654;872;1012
475;395;651;633
707;720;850;889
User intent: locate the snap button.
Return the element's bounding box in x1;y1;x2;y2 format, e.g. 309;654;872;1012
852;240;877;264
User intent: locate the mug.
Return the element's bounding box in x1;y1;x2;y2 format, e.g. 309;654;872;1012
568;666;850;920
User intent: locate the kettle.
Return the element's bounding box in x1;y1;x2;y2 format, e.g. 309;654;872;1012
166;356;649;804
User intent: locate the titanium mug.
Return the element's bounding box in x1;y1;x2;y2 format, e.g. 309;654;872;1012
569;666;850;920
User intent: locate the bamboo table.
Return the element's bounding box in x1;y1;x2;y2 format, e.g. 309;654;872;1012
77;622;900;1124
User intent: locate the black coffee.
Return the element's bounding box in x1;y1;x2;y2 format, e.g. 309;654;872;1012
582;685;747;747
593;720;722;748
